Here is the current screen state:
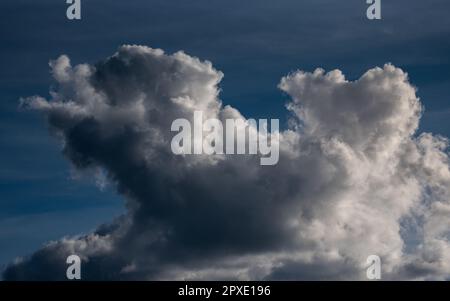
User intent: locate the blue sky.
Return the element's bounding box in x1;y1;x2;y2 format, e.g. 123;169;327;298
1;0;450;271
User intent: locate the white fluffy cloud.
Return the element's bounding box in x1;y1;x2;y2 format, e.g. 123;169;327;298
4;45;450;280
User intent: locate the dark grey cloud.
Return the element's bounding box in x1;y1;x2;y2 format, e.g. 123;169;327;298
3;45;450;280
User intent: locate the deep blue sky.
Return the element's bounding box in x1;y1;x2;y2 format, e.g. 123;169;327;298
1;0;450;270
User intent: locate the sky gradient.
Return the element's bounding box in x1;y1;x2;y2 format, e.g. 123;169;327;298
1;0;450;279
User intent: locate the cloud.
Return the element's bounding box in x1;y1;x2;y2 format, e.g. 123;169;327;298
4;45;450;280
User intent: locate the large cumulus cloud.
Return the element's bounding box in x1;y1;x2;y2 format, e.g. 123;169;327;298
3;45;450;280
